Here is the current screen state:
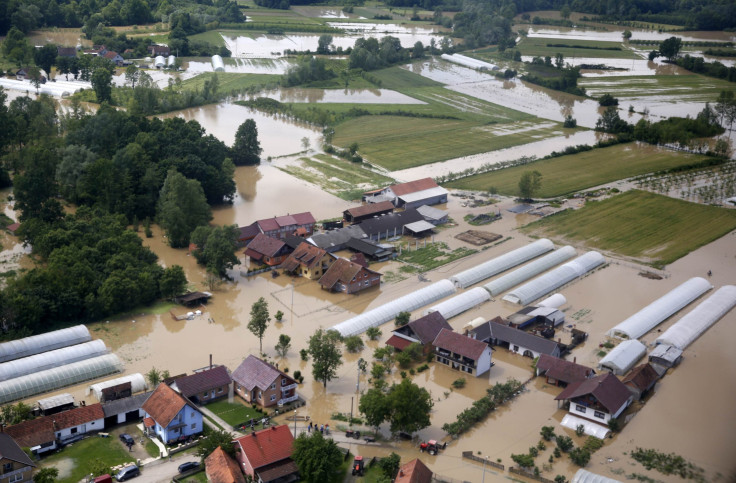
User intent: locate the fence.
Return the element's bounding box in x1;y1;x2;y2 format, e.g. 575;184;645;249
461;451;504;470
508;467;556;483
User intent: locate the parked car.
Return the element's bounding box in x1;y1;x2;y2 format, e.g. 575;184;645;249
178;461;200;474
114;465;139;481
93;475;113;483
119;433;134;446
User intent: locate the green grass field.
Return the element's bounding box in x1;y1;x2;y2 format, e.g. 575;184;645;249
523;190;736;267
180;72;280;93
579;74;736;101
40;436;136;483
206;400;266;427
515;36;639;59
445;143;710;198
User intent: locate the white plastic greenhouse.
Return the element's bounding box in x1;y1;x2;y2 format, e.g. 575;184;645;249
538;293;567;309
598;340;646;375
655;285;736;350
330;280;456;337
88;373;147;401
441;53;499;71
0;354;122;404
572;469;623;483
212;55;225;71
424;287;490;319
0;325;92;363
154;55;166;68
449;239;554;289
502;251;605;305
167;55;176;67
607;277;712;340
483;246;576;296
0;339;108;382
561;414;610;439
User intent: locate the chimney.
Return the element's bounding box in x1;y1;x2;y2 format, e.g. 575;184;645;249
81;400;86;406
209;354;213;370
275;363;279;369
573;357;576;363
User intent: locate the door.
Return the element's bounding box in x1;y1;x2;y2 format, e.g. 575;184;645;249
211;389;216;399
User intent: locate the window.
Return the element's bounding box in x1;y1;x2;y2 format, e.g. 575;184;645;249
270;383;276;390
575;405;586;413
191;412;194;418
218;387;224;393
9;473;23;483
258;392;262;400
191;423;196;429
204;392;209;398
281;379;288;386
3;462;13;472
270;395;276;401
594;411;605;419
71;427;78;434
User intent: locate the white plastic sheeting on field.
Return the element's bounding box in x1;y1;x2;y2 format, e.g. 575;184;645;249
561;414;610;439
0;340;108;382
212;55;225;71
450;239;554;289
538;293;567;309
502;251;605;305
441;53;499;71
572;469;622;483
425;287;490;319
330;280;456;337
483;246;576;296
656;285;736;350
0;325;91;363
607;277;712;340
0;354;123;404
88;373;147;401
598;340;647;375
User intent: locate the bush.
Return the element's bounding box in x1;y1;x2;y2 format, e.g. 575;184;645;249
511;453;535;468
395;351;412;368
541;426;555;441
556;436;573;453
569;448;590;467
366;327;382;340
563;115;577;128
344;335;364;353
451;378;466;389
575;424;585;436
299;349;309;361
599;93;619;106
417;364;430;372
274;310;284;321
395;311;410;327
529;446;539;457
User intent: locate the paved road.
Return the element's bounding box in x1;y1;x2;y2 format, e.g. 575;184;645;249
139;453;201;483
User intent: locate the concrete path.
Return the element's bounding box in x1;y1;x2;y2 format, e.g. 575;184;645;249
198;406;245;437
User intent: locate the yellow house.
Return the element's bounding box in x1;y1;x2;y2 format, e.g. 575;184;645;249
281;242;335;280
0;433;35;483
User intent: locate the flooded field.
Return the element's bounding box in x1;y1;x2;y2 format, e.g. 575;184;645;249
26;28;86;47
259;87;425;104
527;26;736;43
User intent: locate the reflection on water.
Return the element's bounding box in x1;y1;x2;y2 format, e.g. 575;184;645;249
521;55;689;77
259;87;425;104
186;58;293;75
528;26;736;43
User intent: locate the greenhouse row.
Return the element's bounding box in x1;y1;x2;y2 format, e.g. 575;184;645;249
88;373;147;401
0;354;123;404
424;287;491;320
0;340;108;383
0;325;92;363
656;285;736;350
502;251;606;305
483;246;576;296
607;277;712;340
598;340;647;375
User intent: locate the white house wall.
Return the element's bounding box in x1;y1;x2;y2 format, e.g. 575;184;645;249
475;347;492;377
55;417;104;442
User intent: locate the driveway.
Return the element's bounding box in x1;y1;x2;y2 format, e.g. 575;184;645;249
139;453;202;483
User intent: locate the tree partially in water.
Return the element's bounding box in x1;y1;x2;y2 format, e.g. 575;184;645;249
232;119;262;165
308;329;343;388
248;297;271;354
157;169;212;248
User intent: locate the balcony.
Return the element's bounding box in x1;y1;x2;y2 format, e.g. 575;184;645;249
278;394;299;406
281;383;298;393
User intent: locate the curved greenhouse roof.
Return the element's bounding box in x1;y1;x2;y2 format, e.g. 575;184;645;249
0;354;122;404
212;55;225;71
607;277;712;340
330;280;456;337
425;287;490;320
88;373;147;401
0;325;91;363
483;246;576;296
572;469;622;483
561;414;610;440
598;340;646;375
656;285;736;350
538;293;567;309
449;239;553;289
502;251;605;305
0;340;108;382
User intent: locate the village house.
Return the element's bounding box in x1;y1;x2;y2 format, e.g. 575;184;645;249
342;201;394;224
345;237;394;262
0;433;35;483
622;363;661;401
357;209;424;242
147;44;171;57
308;224;366;253
318;258;381;294
363;178;448;209
237;224;261;247
231;355;298;408
387;311;452;354
535;354;595;387
103;51;124;66
141;383;203;444
433;328;493;377
254;212;316;240
244;234;292;266
395;458;433;483
4;223;19;235
470;318;562;359
170;365;231;405
232;425;298;483
555;373;632;425
4;417;57;455
56;46;77;58
206;446;246;483
101;391;152;426
52;403;105;444
281;242;335;280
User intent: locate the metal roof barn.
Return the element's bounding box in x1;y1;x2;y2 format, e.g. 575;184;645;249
449;239;554;289
330;280;456;337
424;287;491;319
0;340;108;382
502;251;605;305
655;285;736;350
0;354;123;404
0;325;91;363
483;246;576;296
88;373;147;401
607;277;712;340
598;340;647;375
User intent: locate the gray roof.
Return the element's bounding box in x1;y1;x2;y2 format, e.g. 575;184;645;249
475;319;561;356
232;355;293;392
404;220;436;234
416;204;448;222
359;209;424;237
345;237;390;257
308;225;366;251
0;433;35;468
37;393;74;410
649;344;683;363
396;186;448;204
101;391;153;417
396;312;452;345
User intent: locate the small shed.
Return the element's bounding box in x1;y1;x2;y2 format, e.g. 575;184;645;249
175;291;213;307
622;363;660;401
598;340;647;376
416;205;448;225
648;344;683;368
37;394;75;416
403;220;435;237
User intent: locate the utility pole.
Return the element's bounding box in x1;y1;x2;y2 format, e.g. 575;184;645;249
356;358;366;393
349;397;353;429
293;409;297;437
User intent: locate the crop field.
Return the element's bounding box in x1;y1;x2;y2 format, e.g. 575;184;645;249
523;190;736;267
516;36;639;59
445;143;710;197
579;75;736;101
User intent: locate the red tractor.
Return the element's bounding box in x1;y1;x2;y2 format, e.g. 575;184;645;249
352;456;364;476
419;440;447;456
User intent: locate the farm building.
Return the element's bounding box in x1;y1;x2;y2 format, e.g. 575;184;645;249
343;201;394;223
598;340;647;375
507;305;564;329
450;239;554;289
0;354;123;404
167;55;176;67
37;394;75;416
88;373;147;402
471;319;562;359
254;212;316;240
433;329;492;377
538;293;567;308
403;220;436;237
648;344;683;368
655;285;736;350
281;242;335;279
233;425;298;482
101;391;152;426
483;246;576;296
154;55;166;68
416;204;449;225
5;417;58;455
425;287;491;320
364;178;448;209
503;251;606;305
0;325;91;363
358;209;424;241
535;354;595;387
331;280;456;337
308;224;366;252
244;234;292;266
0;339;108;382
572;469;623;483
441;53;498;71
318;258;381;294
387;312;452;353
345;237;394;261
237;224;260;246
607;277;712;340
622;363;660;401
53;403;105;443
556;373;632;432
212;54;225;71
170;365;232;405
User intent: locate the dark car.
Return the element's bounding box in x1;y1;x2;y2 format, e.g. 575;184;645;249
119;433;134;446
114;465;139;481
178;461;200;474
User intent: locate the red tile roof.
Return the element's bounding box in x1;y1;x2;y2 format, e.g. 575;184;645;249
318;258;380;290
405;312;452;345
395;458;433;483
536;354;595;385
274;215;297;227
245;234;286;259
205;446;246;483
256;218;280;233
345;201;395;219
622;363;660;392
103;51;120;60
555;373;631;414
233;425;294;470
386;335;413;351
143;417;155;428
281;242;328;271
174;366;231;398
6;222;19;233
292;212;316;225
231;355;294;392
54;403;104;430
390;178;439;197
256;212;314;233
238;224;260;240
142;383;189;427
4;417;55;448
432;329;488;360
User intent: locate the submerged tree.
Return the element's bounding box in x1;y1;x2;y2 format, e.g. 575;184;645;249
232;119;262;165
308;329;343;388
157;169;212;248
248;297;271;354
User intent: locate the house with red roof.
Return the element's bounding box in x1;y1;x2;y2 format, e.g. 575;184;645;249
231;356;298;408
244;234;292;267
171;366;231;405
254;212;316;240
387;312;452;354
535;354;595;387
342;201;394;224
432;328;492;377
554;372;632;424
232;425;298;483
363;178;448;209
142;383;203;444
281;242;335;280
205;446;246;483
4;417;57;455
103;51;124;66
622;363;661;401
395;458;433;483
318;258;381;294
52;403;105;443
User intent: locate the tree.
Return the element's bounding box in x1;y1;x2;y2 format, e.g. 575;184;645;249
146;367;162;386
2;27;32;68
511;453;535;468
598;93;619;106
34;43;58;80
190;225;240;278
344;335;364;353
308;329;343;388
232;119;262;165
595;106;631;134
359;386;390;430
622;30;632;40
317;34;333;55
125;64;140;87
157;169;212;248
196;429;236;461
33;467;59;483
563;115;577;128
518;171;542;200
27;66;42;94
366;327;382;340
556;435;573;452
560;4;571;20
659;36;682;62
412;41;425;59
91;67;113;103
292;432;343;483
160;265;187;299
275;334;291;357
395;311;410;327
248;297;270;354
540;426;555;441
378;452;400;479
569;448;590;467
386;378;432;434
